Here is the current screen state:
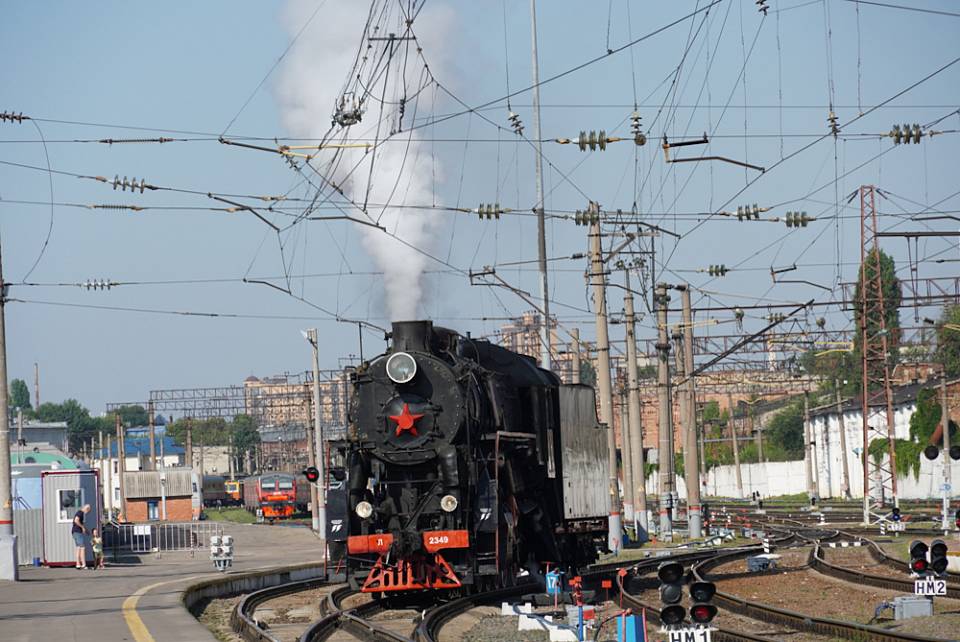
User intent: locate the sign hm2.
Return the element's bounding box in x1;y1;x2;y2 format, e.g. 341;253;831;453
915;579;947;596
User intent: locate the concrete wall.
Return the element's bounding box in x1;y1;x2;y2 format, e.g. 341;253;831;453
654;455;960;501
640;396;960;501
182;562;326;614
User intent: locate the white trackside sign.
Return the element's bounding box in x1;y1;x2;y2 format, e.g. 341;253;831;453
664;629;713;642
915;578;947;596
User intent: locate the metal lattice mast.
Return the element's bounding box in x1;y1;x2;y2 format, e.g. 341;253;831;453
859;185;899;522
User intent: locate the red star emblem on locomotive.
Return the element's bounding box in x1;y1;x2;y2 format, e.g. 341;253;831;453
389;403;424;436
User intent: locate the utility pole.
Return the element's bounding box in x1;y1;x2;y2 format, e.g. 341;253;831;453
148;401;156;471
529;0;551;371
0;238;18;580
697;402;707;477
307;329;327;543
115;413;127;521
623;271;648;538
835;382;851;498
619;387;634;531
590;220;621;552
680;285;702;538
105;434;113;516
655;283;675;540
33;363;40;410
941;376;952;530
17;409;23;463
750;411;763;461
803;391;817;504
726;392;744;498
570;328;581;384
185;418;193;469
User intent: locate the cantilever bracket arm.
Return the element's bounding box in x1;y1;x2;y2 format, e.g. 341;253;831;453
661;133;764;172
676;299;815;384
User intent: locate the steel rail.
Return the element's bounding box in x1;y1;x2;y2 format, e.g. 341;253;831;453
230;576;332;642
300;586;402;642
693;547;946;642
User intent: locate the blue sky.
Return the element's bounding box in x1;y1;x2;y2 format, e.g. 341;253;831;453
2;0;959;412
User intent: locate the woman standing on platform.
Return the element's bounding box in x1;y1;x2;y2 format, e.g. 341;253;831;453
72;504;92;569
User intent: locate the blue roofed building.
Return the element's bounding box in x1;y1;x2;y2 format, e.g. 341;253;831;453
92;430;185;517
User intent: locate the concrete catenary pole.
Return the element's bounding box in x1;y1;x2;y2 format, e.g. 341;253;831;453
0;239;19;580
673;329;689;522
34;362;40;411
804;391;817;504
308;329;327;544
655;283;675;540
623;271;648;537
941;376;952;530
570;328;581;384
835;382;851;498
726;392;744;498
185;418;193;470
105;434;113;516
680;285;702;538
305;370;320;534
619;387;635;529
115;413;127;520
589;220;621;552
529;0;551;371
148;401;156;471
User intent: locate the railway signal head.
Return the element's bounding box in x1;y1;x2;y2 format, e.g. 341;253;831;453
302;466;320;483
930;539;949;577
891;507;902;522
689;580;718;624
657;561;687;626
910;540;929;575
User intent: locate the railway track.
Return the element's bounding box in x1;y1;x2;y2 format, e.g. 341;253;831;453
226;519;954;642
691;546;948;642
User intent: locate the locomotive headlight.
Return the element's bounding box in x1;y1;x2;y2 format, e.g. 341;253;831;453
355;500;374;519
440;494;458;512
386;352;417;384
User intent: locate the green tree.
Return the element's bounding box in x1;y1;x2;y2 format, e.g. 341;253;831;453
113;404;149;427
765;400;805;459
803;249;901;395
934;304;960;377
36;399;98;453
9;379;32;413
579;360;597;387
232;414;260;457
853;248;902;380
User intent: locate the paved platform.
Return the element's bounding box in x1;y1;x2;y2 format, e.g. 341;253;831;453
0;523;325;642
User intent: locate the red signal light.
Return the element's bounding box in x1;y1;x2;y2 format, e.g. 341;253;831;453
303;466;320;483
690;604;718;624
911;559;928;573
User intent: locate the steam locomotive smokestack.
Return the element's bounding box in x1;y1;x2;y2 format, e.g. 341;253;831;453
392;321;433;353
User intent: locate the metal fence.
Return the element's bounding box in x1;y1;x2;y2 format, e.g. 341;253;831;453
105;521;224;556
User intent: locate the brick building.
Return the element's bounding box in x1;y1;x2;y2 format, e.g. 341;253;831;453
121;469;196;522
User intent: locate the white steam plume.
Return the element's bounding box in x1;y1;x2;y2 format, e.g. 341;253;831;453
275;0;453;321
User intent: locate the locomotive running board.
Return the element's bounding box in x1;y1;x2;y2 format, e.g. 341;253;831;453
360;553;461;592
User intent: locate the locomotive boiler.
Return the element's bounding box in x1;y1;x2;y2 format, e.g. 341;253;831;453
344;320;609;594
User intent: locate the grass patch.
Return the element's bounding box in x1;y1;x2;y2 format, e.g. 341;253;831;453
203;507;257;524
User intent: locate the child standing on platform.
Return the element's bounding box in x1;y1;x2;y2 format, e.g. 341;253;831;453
91;528;105;569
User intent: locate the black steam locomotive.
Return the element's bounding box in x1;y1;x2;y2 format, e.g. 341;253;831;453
343;320;609;594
